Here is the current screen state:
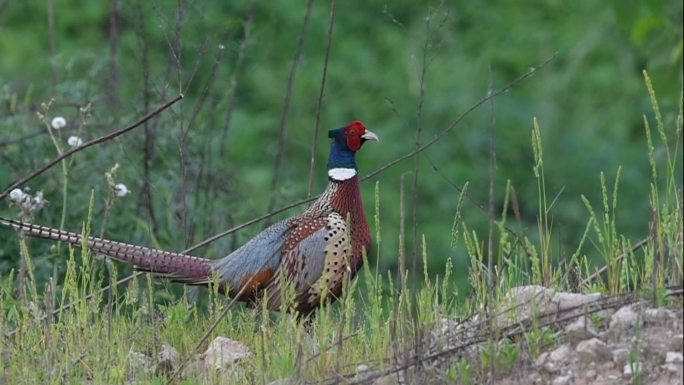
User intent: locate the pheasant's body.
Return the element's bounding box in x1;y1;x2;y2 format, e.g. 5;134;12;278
0;121;377;315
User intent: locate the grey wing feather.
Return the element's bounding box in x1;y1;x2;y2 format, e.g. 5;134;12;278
212;219;293;289
289;228;329;289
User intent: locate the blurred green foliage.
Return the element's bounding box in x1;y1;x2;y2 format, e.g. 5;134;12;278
0;1;682;293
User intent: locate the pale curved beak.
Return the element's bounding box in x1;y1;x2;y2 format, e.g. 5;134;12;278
361;130;379;142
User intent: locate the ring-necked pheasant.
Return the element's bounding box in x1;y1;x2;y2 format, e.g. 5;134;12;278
0;121;378;315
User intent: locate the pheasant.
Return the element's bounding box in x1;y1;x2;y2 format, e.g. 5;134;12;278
0;121;378;315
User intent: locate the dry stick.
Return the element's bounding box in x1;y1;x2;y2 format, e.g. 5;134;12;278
363;53;557;182
266;0;315;217
172;1;192;248
486;66;497;304
411;13;430;282
135;0;158;233
580;236;650;287
485;65;497;380
108;0;121;109
48;0;57;93
218;0;255;158
307;0;337;198
0;95;184;201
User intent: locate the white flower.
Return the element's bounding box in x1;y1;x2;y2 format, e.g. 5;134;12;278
114;183;130;197
9;188;26;202
51;116;66;129
67;136;83;147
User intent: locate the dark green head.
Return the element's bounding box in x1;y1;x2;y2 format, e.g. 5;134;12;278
326;121;379;170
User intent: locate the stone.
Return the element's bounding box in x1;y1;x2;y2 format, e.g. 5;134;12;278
669;334;684;352
353;365;378;383
267;379;295;385
196;337;252;374
156;344;180;375
372;373;401;385
623;362;642;378
565;316;599;344
551;374;572;385
612;348;630;366
501;285;556;321
584;369;596;379
576;338;611;364
610;305;638;332
665;351;683;364
548;344;573;363
553;292;602;311
128;351;152;372
643;308;677;325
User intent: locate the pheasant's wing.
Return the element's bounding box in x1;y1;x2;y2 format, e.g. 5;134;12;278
212;219;294;297
265;212;354;312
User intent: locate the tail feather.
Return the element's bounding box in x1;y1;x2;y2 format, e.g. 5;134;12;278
0;217;214;284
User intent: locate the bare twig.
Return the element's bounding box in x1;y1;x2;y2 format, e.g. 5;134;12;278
218;0;255;157
307;0;337;198
411;10;431;280
0;95;184;201
48;0;57;93
266;0;315;217
363;53;557;182
108;0;121;108
487;65;497;302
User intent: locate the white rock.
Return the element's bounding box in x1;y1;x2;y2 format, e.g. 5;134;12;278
549;344;573;363
553;292;602;311
584;369;596;379
669;334;683;351
609;305;638;333
662;363;683;374
197;337;252;373
576;338;611;364
156;344;180;374
128;351;153;379
612;348;630;366
623;362;641;378
502;285;555;320
643;308;676;324
665;351;683;364
565;316;599;344
552;374;572;385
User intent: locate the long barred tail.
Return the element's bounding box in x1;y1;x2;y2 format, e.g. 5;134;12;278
0;217;214;284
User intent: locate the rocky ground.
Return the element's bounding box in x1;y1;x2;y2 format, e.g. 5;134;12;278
361;286;683;385
128;285;682;384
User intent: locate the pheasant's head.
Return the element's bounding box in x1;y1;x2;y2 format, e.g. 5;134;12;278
327;121;378;180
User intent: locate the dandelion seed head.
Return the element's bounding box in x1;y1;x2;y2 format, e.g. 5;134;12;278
114;183;130;197
67;136;83;147
9;188;26;202
51;116;66;129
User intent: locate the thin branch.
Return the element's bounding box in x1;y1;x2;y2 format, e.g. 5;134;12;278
307;0;337;198
487;64;497;302
0;95;184;201
218;0;256;157
266;0;315;216
411;9;431;278
363;53;557;182
108;0;121;109
48;0;57;93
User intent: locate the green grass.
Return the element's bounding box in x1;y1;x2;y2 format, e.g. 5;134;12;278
1;75;682;384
